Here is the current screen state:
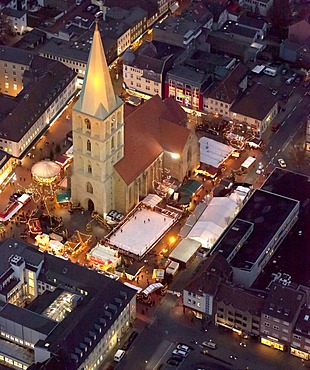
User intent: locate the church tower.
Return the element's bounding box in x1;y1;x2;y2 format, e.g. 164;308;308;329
71;19;124;216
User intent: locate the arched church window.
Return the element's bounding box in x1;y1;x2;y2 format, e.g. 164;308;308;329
85;118;91;131
87;140;91;152
187;147;192;164
88;164;92;174
86;182;93;194
111;137;115;150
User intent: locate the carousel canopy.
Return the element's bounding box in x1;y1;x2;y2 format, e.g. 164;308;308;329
31;160;61;179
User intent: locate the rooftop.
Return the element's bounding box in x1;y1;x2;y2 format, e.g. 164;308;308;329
221;189;299;270
231;84;278;120
263;283;305;323
208;63;248;103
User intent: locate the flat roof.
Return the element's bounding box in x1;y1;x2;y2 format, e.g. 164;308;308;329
106;207;177;257
228;189;299;269
169;238;201;264
214;218;254;260
0;303;57;335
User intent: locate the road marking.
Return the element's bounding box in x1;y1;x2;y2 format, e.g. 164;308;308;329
293;106;296;111
150;342;174;370
287;113;291;118
298;98;302;103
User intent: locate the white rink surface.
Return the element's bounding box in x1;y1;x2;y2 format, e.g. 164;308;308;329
108;208;175;257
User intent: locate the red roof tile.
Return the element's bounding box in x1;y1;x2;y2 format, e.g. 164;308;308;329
114;95;190;184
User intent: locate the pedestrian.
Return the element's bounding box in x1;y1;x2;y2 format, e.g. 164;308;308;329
144;220;146;224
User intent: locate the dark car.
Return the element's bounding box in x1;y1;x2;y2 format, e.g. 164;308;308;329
122;331;138;350
166;358;180;367
271;123;280;132
171;356;183;363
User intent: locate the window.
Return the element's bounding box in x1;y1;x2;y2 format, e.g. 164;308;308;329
88;164;92;174
87;140;91;152
86;182;93;194
85;118;91;130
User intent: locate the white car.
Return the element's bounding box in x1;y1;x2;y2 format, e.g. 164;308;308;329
177;344;190;352
172;349;188;358
278;158;287;168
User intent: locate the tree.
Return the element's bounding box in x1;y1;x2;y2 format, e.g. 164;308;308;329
289;145;308;171
270;0;291;35
0;12;13;43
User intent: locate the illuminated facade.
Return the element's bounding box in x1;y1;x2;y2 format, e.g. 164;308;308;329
0;239;136;370
71;21;200;215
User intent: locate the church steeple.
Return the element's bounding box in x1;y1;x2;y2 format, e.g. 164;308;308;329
74;18;120;120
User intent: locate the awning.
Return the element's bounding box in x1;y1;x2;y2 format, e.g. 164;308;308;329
142;194;162;207
142;283;163;296
56;189;71;203
178;180;202;197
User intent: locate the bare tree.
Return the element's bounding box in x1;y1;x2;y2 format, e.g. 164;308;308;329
0;12;13;43
289;145;308;171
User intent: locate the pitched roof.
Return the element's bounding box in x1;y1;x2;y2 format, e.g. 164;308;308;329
114;95;189;184
73;20;122;120
209;63;248;104
216;283;265;315
231;84;278;120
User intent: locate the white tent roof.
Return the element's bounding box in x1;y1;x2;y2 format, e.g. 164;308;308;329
241;156;256;169
88;244;119;264
142;194;162;207
187;197;239;249
199;137;234;168
31;160;61;179
142;283;163;296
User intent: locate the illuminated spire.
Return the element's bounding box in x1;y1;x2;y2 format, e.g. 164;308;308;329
74;17;119;119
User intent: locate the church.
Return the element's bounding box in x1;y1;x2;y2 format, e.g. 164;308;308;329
71;20;200;216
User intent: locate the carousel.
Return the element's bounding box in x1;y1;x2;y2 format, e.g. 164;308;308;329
31;160;61;184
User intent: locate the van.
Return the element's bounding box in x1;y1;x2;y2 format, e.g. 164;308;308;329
263;67;277;77
114;349;125;362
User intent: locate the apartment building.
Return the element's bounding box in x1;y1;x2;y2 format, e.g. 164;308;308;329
230;84;278;138
122;41;183;98
206;63;248;118
260;283;305;352
215;283;265;336
241;0;273;17
0;48;77;159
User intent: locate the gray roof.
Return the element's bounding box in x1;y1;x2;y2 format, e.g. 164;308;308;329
209;63;248;103
2;7;26;19
0;239;136;369
0;303;57;335
231;84;278;120
0;239;43;277
0;46;35;66
263;283;305;323
0;55;75;146
238;15;266;30
227;189;299;270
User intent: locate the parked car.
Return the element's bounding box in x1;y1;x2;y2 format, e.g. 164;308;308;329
278;158;287;168
166;358;179;367
176;344;190;352
286;77;294;85
272;123;280;132
202;341;217;349
172;349;189;357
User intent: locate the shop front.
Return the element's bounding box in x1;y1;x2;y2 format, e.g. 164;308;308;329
261;336;285;351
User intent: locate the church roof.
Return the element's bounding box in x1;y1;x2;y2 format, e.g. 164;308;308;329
73;20;122;120
114;95;190;185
